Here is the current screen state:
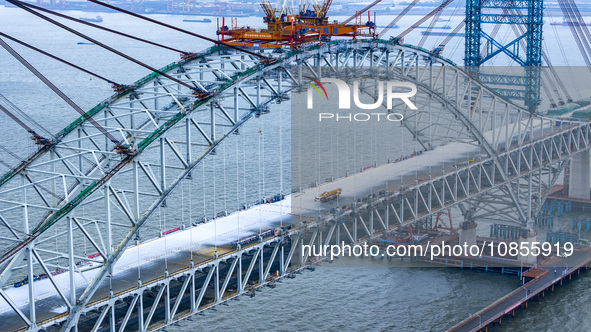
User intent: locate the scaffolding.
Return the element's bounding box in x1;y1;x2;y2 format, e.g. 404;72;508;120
464;0;543;112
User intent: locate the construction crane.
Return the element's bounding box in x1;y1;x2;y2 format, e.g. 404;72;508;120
217;0;376;48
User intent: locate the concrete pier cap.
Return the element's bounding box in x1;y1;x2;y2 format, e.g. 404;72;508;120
459;221;478;247
569;150;590;200
518;229;539;266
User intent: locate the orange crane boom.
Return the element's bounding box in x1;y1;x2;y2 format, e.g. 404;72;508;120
217;0;375;48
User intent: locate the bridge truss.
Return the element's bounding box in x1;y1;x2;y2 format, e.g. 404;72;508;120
465;0;544;111
0;40;589;331
293;41;589;228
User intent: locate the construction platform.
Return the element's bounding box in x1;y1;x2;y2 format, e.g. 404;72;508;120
419;237;534;276
545;185;591;211
448;246;591;332
372;234;540;276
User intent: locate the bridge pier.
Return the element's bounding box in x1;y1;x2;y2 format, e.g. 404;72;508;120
459;222;478;247
568;150;590;199
518;230;538;266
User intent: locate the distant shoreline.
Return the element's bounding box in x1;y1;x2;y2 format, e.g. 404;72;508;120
3;2;591;18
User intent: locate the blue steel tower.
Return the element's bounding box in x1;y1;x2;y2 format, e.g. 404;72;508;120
464;0;544;112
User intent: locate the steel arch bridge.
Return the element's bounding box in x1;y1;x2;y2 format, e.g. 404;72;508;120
0;40;589;331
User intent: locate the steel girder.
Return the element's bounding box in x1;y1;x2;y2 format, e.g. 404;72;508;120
291;123;591;264
464;0;544;112
0;46;290;331
292;119;591;229
0;40;588;331
294;41;590;226
75;235;295;332
477;74;529;86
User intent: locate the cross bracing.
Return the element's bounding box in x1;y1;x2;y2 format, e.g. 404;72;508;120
0;40;588;331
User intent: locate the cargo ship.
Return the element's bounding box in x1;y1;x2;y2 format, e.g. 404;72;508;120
79;15;103;23
183;18;212;23
376;24;399;28
420;31;464;37
550;18;591;26
412;25;452;29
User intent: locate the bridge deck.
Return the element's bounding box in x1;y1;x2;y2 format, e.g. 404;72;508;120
293;120;565;214
0;200;291;331
0;135;477;329
0;121;575;330
449;247;591;332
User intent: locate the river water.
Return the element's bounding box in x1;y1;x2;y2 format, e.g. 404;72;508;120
0;6;590;331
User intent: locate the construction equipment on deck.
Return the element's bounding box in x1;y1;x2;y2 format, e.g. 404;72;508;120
216;0;376;48
318;188;342;202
